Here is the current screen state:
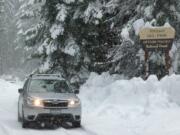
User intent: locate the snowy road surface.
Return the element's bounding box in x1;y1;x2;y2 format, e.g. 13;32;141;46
1;73;180;135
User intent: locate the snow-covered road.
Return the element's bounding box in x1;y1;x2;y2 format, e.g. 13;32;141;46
1;73;180;135
0;79;98;135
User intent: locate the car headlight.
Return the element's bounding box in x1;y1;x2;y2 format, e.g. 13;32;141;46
27;97;44;107
68;99;80;107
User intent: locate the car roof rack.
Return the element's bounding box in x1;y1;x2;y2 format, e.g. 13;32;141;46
29;74;62;78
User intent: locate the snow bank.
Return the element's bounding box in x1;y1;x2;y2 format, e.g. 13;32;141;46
0;79;21;117
80;73;180;118
1;75;180;135
133;19;144;35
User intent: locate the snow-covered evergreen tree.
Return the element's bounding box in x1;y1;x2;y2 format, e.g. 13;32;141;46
108;0;180;78
16;0;180;80
0;0;24;75
21;0;114;84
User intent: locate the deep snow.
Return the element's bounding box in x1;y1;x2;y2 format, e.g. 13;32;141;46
1;73;180;135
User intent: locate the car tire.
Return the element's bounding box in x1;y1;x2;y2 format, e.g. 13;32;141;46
18;104;22;122
22;121;28;128
72;120;81;128
18;112;22;122
22;106;29;128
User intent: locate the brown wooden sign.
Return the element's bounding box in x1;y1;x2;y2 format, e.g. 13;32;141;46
139;27;175;51
141;39;173;51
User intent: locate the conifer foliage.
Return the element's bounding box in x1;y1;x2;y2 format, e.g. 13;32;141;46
17;0;180;81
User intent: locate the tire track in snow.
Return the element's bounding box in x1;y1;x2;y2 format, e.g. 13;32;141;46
61;126;98;135
0;124;11;135
79;126;98;135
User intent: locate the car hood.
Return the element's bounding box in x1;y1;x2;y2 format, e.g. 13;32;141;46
28;92;78;100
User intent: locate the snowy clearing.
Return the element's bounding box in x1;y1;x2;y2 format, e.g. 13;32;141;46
1;73;180;135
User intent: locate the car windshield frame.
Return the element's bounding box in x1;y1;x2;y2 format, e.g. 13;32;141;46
28;79;73;93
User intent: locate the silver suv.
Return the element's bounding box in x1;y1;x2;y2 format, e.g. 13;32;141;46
18;74;81;128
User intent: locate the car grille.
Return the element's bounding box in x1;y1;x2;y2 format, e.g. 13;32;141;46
43;100;68;108
36;114;73;121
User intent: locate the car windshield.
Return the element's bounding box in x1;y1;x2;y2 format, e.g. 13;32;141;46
29;79;72;93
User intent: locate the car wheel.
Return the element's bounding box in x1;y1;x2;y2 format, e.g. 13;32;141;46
72;120;81;128
18;104;22;122
22;106;29;128
18;112;22;122
22;120;28;128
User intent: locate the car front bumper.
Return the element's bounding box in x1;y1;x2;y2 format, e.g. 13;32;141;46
23;104;81;122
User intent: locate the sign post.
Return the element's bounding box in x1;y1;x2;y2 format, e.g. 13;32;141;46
139;26;175;78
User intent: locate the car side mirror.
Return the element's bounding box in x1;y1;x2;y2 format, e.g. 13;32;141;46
18;88;23;93
74;90;79;94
